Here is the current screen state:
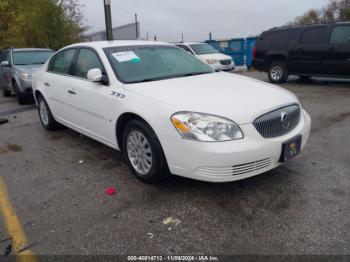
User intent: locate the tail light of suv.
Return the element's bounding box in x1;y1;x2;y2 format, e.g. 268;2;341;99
252;46;257;60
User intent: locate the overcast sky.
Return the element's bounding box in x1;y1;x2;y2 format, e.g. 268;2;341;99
81;0;330;42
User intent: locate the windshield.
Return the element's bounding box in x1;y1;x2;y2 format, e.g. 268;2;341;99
104;45;213;84
13;50;54;65
190;44;219;55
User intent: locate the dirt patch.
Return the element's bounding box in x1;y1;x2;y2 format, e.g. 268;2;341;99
0;148;9;155
7;144;23;152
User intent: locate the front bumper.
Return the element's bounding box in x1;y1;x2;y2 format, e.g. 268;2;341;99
166;110;311;182
17;78;33;95
211;62;235;71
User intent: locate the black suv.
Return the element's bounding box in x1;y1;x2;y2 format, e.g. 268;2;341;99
252;22;350;83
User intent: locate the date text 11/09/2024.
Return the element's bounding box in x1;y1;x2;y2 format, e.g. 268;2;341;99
127;255;219;261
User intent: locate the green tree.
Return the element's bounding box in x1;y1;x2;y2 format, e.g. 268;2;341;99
291;0;350;25
0;0;88;50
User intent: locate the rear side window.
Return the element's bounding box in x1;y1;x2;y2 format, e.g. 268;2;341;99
71;49;104;79
260;29;301;44
300;27;328;44
330;26;350;44
48;49;76;75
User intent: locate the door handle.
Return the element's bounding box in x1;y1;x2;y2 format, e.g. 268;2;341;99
44;82;50;86
68;90;77;95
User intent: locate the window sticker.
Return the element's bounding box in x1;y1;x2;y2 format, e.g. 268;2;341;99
111;51;141;63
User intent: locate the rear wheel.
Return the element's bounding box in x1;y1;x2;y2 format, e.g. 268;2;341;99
122;119;170;184
268;61;289;83
37;95;59;131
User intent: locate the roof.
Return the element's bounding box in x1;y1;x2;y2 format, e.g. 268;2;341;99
1;48;53;52
174;42;203;45
268;21;350;32
12;48;53;52
65;40;173;49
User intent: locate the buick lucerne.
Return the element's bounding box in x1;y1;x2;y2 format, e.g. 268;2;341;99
32;41;311;183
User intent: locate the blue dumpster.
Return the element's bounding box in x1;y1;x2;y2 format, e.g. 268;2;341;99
245;37;258;68
206;38;245;66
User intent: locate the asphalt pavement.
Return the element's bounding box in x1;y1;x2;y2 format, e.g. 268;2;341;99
0;71;349;256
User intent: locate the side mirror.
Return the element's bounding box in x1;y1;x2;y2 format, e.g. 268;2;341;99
1;61;10;67
87;68;108;84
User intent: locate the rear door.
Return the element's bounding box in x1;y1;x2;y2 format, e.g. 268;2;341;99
324;24;350;76
45;48;78;121
291;26;330;75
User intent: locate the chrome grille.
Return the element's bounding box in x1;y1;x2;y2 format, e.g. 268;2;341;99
220;59;232;65
194;158;272;177
253;104;301;138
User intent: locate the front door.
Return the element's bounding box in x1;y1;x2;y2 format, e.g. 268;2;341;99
323;25;350;76
64;48;117;145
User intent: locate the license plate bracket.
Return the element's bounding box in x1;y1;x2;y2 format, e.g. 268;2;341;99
280;135;302;162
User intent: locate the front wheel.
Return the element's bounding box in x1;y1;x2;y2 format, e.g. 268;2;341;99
122;119;170;184
268;61;289;83
14;82;26;105
37;95;59;131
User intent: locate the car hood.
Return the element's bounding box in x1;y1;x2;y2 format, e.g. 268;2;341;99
197;53;232;61
15;64;43;74
123;72;299;124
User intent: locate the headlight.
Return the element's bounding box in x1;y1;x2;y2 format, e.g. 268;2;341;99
171;112;244;142
20;72;32;80
206;59;219;64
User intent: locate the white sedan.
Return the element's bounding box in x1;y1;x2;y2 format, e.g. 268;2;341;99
32;41;311;183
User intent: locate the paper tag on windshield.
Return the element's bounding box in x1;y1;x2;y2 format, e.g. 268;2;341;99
111;51;141;63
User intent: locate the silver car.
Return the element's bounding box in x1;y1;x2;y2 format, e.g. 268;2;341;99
0;48;54;104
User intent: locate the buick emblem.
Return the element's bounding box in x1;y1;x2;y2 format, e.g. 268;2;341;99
281;112;291;129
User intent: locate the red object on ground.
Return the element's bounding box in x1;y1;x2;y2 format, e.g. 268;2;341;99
105;187;116;195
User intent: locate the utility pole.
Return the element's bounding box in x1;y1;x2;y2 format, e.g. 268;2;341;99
209;32;212;41
181;33;184;43
154;35;157;41
146;33;149;41
103;0;113;40
135;13;139;40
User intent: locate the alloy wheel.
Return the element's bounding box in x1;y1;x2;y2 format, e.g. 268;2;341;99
126;130;153;175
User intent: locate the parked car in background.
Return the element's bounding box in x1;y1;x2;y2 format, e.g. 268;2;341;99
176;42;235;71
33;41;311;184
253;22;350;83
0;48;54;104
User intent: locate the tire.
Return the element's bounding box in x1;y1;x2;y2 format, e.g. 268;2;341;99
298;76;312;81
37;95;59;131
268;61;289;83
1;85;11;97
122;119;170;184
14;82;26;105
